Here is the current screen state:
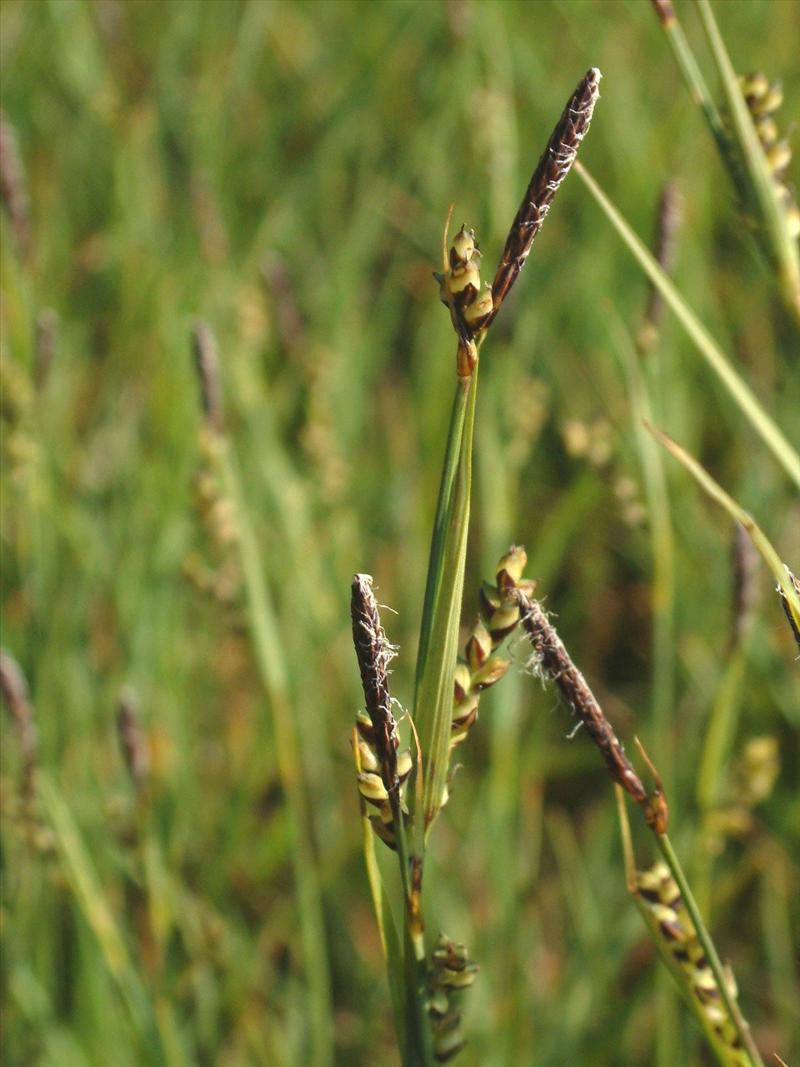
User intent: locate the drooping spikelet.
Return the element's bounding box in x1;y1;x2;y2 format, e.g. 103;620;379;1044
350;574;413;849
426;933;478;1063
514;589;668;830
635;862;750;1066
739;72;800;241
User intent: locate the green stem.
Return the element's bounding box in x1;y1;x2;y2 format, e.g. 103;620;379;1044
412;362;480;839
655;832;766;1067
654;3;730;158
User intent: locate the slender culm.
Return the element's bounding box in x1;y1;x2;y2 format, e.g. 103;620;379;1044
514;591;648;806
191;320;225;433
351;574;399;794
488;67;601;324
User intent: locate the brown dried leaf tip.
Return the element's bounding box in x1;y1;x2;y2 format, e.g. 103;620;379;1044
488;67;601;325
515;591;655;815
778;566;800;653
639;180;683;352
650;0;676;27
191;320;225;433
117;687;151;796
0;110;31;258
0;649;38;806
351;574;412;849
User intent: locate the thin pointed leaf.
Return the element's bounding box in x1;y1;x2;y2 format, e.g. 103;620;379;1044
647;422;800;639
576;162;800;488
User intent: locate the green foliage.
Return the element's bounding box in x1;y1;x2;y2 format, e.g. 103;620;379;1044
1;2;798;1065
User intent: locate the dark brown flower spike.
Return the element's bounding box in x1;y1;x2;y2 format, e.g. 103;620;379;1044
514;590;648;807
487;68;601;327
351;574;400;796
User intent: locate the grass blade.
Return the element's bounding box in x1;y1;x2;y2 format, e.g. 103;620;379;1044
646;422;800;635
412;370;478;838
575;162;800;488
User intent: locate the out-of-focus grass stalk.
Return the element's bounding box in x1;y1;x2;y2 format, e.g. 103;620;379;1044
215;441;334;1066
647;423;800;632
615;320;676;756
191;324;333;1067
693;527;757;918
649;1;730;159
37;776;157;1047
693;646;747;919
759;864;800;1046
694;0;800;321
615;313;679;1067
575;162;800;489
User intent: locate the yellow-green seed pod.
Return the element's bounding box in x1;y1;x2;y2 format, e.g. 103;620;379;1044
355;737;380;775
450;224;476;266
450;702;479;746
438;962;479;989
471;655;510;691
462;282;493;326
465;621;492;670
427;987;449;1017
785;204;800;239
766;139;791;174
432;1011;466;1063
453;661;472;702
478;581;502;622
446;258;481;297
754;115;778;147
739;71;769;100
396;748;413;782
486;601;521;642
355;710;375;744
357;771;388;804
750;82;783;116
496;544;528;589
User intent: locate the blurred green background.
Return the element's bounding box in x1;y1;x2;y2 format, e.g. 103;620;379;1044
1;1;798;1065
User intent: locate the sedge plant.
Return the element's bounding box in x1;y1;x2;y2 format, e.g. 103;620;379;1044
349;69;601;1065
